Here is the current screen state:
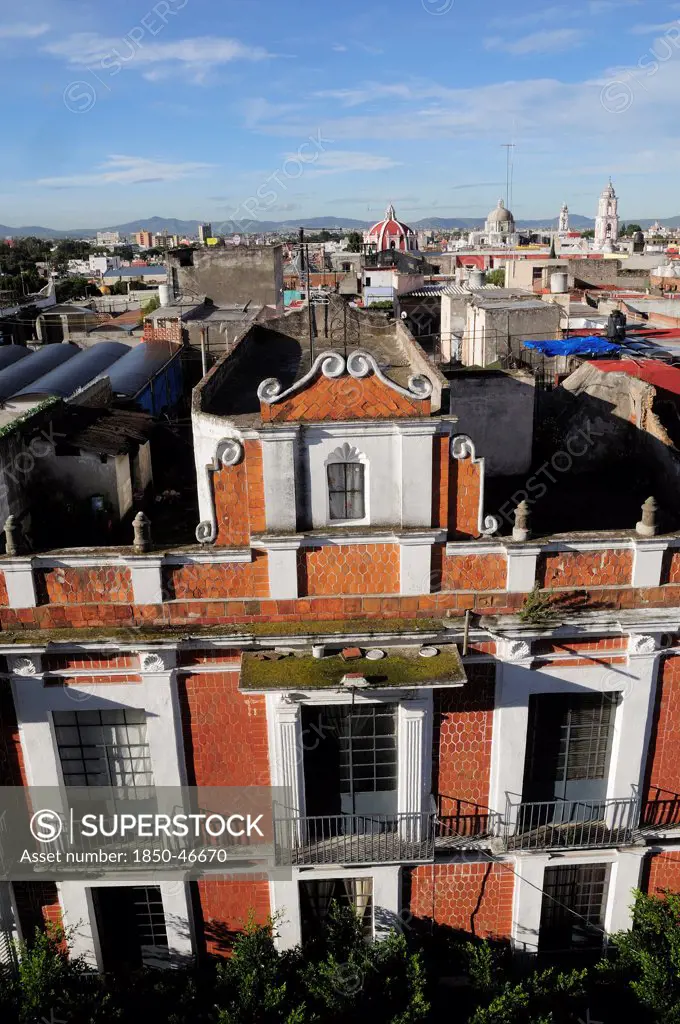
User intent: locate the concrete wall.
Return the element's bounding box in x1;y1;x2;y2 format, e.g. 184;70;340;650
463;302;561;367
447;370;535;476
168;247;284;310
40;451;132;519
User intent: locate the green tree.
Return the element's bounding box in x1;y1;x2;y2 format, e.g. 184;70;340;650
469;966;589;1024
601;889;680;1021
55;277;99;302
141;295;161;315
345;231;364;253
486;268;505;286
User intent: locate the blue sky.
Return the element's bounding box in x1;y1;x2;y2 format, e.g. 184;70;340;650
4;0;680;228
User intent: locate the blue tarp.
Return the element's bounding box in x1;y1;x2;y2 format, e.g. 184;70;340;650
522;337;619;357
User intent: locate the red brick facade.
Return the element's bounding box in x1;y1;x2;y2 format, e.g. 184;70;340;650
450;456;482;538
261;373;429;423
212;440;266;546
198;878;271;957
409;863;514;939
644;656;680;828
298;544;401;596
645;852;680;895
441;553;507;592
213;461;251;547
14;882;64;940
537;550;633;589
143;318;183;344
433;664;495;830
35;567;133;605
0;571;7;607
661;549;680;585
163;556;269;601
179;669;270;787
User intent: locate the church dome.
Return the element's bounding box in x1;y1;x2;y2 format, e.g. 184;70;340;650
366;203;417;252
487;198;514;226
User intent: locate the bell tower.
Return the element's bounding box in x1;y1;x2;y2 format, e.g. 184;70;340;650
594;179;619;248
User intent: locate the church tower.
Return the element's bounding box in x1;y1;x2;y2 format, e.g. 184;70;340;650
594;180;619;249
558;202;569;234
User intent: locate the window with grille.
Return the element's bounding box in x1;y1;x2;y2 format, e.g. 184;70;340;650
557;695;616;782
338;705;397;794
523;693;617;798
327;462;365;520
302;704;398;797
132;886;168;949
53;709;154;789
539;864;609;951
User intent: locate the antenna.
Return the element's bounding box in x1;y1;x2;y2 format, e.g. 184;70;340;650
501;144;515;210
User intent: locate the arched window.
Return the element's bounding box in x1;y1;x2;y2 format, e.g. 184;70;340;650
326;444;367;521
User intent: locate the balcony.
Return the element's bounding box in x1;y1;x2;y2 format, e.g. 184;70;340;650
504;797;639;851
273;812;435;866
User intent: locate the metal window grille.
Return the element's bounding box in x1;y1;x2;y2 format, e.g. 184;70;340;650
53;709;154;789
337;705;397;794
327;462;365;520
525;693;617;792
539;864;609;951
557;695;616;783
132;886;168;948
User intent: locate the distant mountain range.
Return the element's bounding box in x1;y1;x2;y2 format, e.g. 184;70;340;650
0;213;677;239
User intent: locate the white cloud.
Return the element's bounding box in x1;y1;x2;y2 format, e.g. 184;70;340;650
484;29;585;55
629;20;680;35
332;44;348;52
291;151;401;175
315;83;417;107
43;33;269;82
488;7;572;29
35;155;213;188
0;22;50;39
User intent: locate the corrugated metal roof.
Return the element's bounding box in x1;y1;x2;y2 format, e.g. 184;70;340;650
402;283;502;298
14;342;130;400
0;347;30;372
0;344;80;403
105;341;181;398
588;358;680;397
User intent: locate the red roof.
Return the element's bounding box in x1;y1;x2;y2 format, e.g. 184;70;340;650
588;358;680;397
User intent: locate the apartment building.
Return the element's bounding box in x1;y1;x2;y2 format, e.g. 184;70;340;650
1;299;680;970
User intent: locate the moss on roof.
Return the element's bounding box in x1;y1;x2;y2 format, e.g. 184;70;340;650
0;618;444;647
240;645;465;691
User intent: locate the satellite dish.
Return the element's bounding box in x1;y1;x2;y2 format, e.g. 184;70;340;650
401;311;408;319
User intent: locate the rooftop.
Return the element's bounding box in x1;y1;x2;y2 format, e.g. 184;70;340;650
103;266;166;279
240;643;466;691
587;358;680;397
199;298;447;426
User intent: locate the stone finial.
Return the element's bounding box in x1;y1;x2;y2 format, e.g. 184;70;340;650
636;496;658;538
512;500;531;542
132;511;152;554
4;515;19;557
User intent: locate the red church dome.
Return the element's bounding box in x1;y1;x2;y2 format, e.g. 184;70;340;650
366;204;418;253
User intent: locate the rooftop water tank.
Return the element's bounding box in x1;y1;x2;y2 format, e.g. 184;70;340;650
550;271;569;294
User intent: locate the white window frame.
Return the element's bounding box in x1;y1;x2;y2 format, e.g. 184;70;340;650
324;444;370;527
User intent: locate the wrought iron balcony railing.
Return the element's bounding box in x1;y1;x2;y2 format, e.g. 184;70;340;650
273;812;435;866
504;797;639;851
